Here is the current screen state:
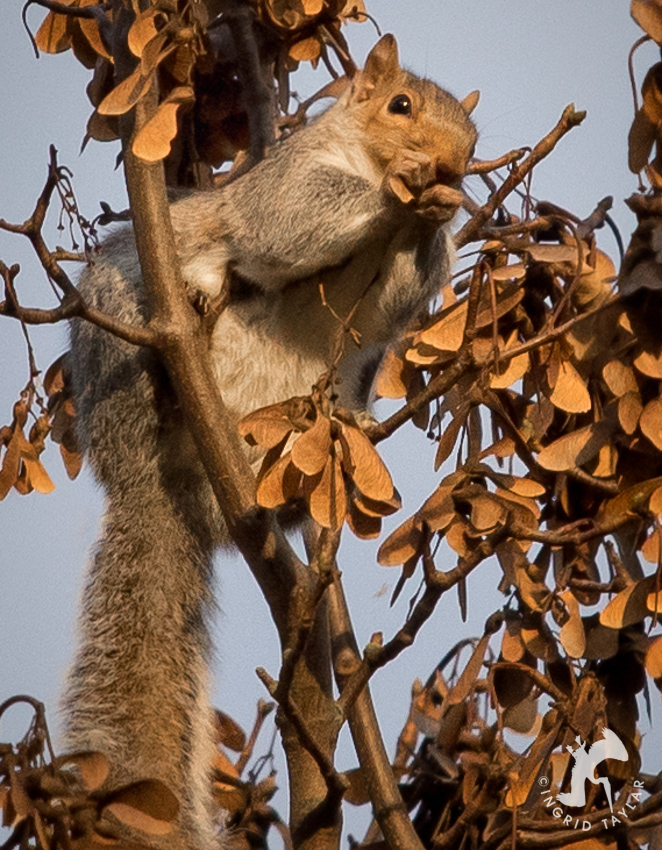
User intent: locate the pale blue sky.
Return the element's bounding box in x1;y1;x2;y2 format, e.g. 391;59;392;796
1;1;659;843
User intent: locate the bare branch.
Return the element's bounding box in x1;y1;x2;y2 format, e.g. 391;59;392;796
328;574;426;850
467;148;528;175
456;104;586;248
256;667;347;802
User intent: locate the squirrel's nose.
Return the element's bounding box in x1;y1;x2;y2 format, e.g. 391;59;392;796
435;159;464;187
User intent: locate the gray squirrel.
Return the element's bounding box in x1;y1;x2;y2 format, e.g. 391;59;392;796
62;34;477;850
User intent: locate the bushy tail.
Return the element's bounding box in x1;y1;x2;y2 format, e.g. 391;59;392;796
62;262;222;849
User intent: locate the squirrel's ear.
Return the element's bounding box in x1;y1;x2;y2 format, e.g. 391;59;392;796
352;34;400;102
461;90;480;115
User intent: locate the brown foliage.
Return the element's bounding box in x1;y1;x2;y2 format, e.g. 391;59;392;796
32;0;367;171
0;696;179;850
0;697;286;850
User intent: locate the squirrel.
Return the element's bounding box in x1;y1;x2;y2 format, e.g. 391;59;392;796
61;34;478;850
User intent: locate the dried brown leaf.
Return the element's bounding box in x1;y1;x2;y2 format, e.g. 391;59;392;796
490;263;526;282
58;751;110;791
212;784;246;816
418;487;456;533
507;477;546;498
619;390;643;434
602;360;638;396
501;621;524;663
0;429;23;500
646;634;662;679
521;627;555;661
575;249;616;308
505;708;563;808
85;108;120;143
347;498;382;539
503;694;541;736
418;301;467;352
77;8;110;61
35;10;72;53
634;346;662;378
103;780;179;835
435;403;469;470
22;451;56;495
291;414;332;476
128;7;161;57
340;423;393;502
213;748;239;781
592;440;617;479
445;515;470;558
238;404;295;449
264;0;306;29
640;396;662;450
583;619;619;660
490;350;529;390
133;93;192;163
468;492;508;534
289;36;322;62
558;590;586;658
632;0;662;43
256;452;299;508
600;578;652;628
445;633;491;707
374;347;409;399
9;771;32;818
68;18;98;69
98;66;155;116
642;526;662;563
215;710;246;752
480;436;516;460
493;661;535;710
527;243;580;264
105;803;173;836
475;284;526;328
495;486;540;521
515;570;548;612
647;582;662;613
352;490;401;518
599;475;662;523
629;107;657;173
306;452;346;530
549;359;591;413
340;0;367;18
496;538;529;591
377;514;423;567
537;421;611;472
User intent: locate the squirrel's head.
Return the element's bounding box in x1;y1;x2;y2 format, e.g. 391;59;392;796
349;35;478;190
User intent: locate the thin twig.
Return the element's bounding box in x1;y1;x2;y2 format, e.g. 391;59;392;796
339;535;503;714
255;667;347;800
467;149;528;175
456;105;586;248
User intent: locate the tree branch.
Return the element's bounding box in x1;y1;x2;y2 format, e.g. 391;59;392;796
328;573;426;850
456;104;586;248
339;535;502;714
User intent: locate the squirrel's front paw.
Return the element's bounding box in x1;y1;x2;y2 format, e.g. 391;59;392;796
383;152;464;222
383;150;436;206
416;184;465;223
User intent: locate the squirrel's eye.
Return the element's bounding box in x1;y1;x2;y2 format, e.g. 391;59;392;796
388;94;412;116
